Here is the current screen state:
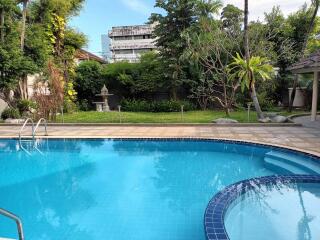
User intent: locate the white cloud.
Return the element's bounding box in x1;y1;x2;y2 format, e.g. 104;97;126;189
223;0;310;20
121;0;152;16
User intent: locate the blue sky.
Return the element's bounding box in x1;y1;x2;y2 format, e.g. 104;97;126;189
70;0;307;56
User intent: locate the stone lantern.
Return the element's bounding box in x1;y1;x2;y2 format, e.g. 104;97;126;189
93;85;113;112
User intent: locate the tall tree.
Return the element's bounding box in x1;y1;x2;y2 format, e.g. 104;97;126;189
149;0;199;99
29;0;86;112
221;4;243;37
264;7;296;103
0;0;23;103
184;16;242;115
243;0;265;119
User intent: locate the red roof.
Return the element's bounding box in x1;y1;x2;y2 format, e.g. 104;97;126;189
75;49;107;64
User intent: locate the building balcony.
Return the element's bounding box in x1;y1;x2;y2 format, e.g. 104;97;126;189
108;25;154;37
110;43;156;50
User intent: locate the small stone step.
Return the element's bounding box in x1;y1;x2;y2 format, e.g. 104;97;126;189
265;151;320;174
264;157;308;174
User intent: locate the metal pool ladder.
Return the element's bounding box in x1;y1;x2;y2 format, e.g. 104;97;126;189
19;118;34;141
32;118;48;139
0;208;24;240
19;118;48;141
19;118;48;155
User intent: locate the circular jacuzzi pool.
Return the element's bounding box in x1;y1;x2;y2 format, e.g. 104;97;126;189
0;138;319;240
204;175;320;240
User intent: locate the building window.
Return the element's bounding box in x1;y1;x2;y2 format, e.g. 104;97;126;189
135;49;150;54
114;49;133;54
113;36;132;41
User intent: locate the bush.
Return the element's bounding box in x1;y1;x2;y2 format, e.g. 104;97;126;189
1;108;21;120
17;99;37;113
257;92;276;111
121;99;196;112
78;99;91;111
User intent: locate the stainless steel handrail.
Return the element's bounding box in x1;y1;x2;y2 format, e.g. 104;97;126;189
19;118;34;141
33;118;48;139
0;208;24;240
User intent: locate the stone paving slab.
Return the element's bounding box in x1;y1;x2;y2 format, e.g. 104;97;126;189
292;115;320;129
0;125;319;156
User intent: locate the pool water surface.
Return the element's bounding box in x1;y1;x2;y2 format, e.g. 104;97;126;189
225;182;320;240
0;139;319;240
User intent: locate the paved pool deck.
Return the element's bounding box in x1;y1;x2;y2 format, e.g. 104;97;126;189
292;115;320;129
0;124;319;156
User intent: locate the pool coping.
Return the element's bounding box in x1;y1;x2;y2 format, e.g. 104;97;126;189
0;122;302;127
1;136;319;158
288;112;320;120
204;175;320;240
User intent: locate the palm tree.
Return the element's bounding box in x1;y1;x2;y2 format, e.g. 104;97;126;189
229;53;274;120
196;0;222;18
242;0;265;120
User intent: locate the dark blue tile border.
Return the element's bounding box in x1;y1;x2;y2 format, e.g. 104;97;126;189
204;175;320;240
9;137;320;159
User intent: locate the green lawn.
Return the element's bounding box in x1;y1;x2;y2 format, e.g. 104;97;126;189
55;110;302;124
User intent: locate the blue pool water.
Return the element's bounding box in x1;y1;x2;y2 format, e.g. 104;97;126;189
0;139;319;240
225;182;320;240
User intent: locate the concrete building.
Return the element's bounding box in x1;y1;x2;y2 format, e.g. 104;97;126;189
101;34;112;61
108;24;156;62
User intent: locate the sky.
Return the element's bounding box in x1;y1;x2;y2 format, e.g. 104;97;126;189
70;0;310;56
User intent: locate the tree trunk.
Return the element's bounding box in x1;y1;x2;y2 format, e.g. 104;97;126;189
251;85;264;119
20;0;28;51
0;8;4;43
171;87;177;100
225;107;230;117
289;74;298;112
289;0;319;112
244;0;265;119
19;0;29;100
302;0;319;55
244;0;250;62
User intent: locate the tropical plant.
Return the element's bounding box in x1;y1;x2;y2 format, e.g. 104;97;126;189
242;0;265;120
228;53;274;119
1;107;20;120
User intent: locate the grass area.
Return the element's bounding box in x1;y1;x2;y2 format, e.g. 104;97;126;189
55;110;304;124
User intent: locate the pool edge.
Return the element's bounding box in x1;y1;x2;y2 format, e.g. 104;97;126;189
1;136;319;158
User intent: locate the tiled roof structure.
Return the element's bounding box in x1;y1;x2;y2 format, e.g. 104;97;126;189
288;51;320;73
75;49;107;64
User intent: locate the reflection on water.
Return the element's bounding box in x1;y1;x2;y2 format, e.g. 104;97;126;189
0;139;318;240
225;182;320;240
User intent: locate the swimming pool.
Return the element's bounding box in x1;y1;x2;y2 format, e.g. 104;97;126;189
0;139;319;240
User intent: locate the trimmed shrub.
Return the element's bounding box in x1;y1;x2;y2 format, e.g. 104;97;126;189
121;99;196;112
1;108;21;120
